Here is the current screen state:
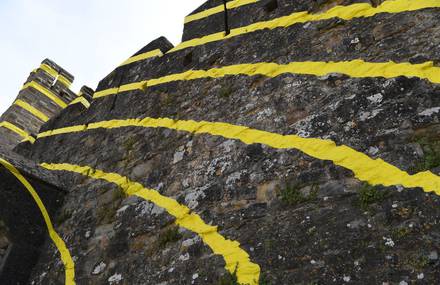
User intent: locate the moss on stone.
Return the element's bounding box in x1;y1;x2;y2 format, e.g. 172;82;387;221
158;226;182;249
280;182;318;206
414;137;440;172
357;183;389;210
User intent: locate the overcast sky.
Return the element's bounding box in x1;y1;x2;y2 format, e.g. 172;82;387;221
0;0;206;114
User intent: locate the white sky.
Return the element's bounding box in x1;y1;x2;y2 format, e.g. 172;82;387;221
0;0;206;114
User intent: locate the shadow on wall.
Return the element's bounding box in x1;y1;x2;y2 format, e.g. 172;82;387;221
0;160;64;284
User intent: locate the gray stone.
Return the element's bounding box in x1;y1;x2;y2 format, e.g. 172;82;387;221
8;1;440;284
428;251;438;261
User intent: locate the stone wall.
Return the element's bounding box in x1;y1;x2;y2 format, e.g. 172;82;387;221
181;0;370;41
0;147;65;284
5;0;440;284
0;59;77;149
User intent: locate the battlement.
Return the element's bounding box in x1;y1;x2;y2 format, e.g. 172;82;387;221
0;59;77;149
3;0;440;284
41;58;75;85
96;36;174;92
182;0;292;41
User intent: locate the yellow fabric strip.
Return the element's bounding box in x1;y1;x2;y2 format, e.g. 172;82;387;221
114;0;435;63
0;121;35;143
0;158;75;285
184;0;259;24
94;87;119;98
56;76;73;88
39;64;59;79
39;64;72;88
173;0;440;53
68;97;90;109
22;81;68;108
14;99;49;122
40;162;260;285
119;49;163;67
37;117;440;195
38;125;88;138
93;60;440;98
20;136;35;144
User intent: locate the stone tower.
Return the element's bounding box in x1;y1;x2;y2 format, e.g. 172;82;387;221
0;59;77;149
3;0;440;284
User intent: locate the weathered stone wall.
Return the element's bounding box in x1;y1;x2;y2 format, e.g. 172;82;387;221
182;0;370;41
0;147;65;284
6;0;440;284
0;59;76;149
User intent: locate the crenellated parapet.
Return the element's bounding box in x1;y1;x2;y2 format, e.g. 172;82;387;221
4;0;440;284
0;59;77;149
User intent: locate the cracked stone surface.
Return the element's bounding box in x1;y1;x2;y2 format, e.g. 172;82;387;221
5;0;440;284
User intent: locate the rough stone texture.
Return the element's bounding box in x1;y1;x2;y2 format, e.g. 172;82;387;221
3;0;440;284
0;59;77;149
29;85;95;136
0;147;66;284
182;0;372;41
95;37;174;95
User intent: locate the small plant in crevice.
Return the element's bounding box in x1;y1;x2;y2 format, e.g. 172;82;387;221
406;254;430;270
392;227;411;240
217;269;268;285
412;137;440;172
158;226;182;249
216;266;244;285
280;182;318;206
258;273;273;285
357;183;389;210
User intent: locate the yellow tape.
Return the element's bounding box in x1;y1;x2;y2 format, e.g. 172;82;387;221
37;117;440;195
93;1;440;71
68;97;90;109
40;162;260;285
39;64;72;88
94;60;440;98
39;64;60;80
56;76;73;88
20;136;35;144
39;125;88;138
184;0;259;24
0;121;35;143
0;158;75;285
13;99;49;122
115;0;435;62
119;49;163;67
22;81;67;108
173;0;440;52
